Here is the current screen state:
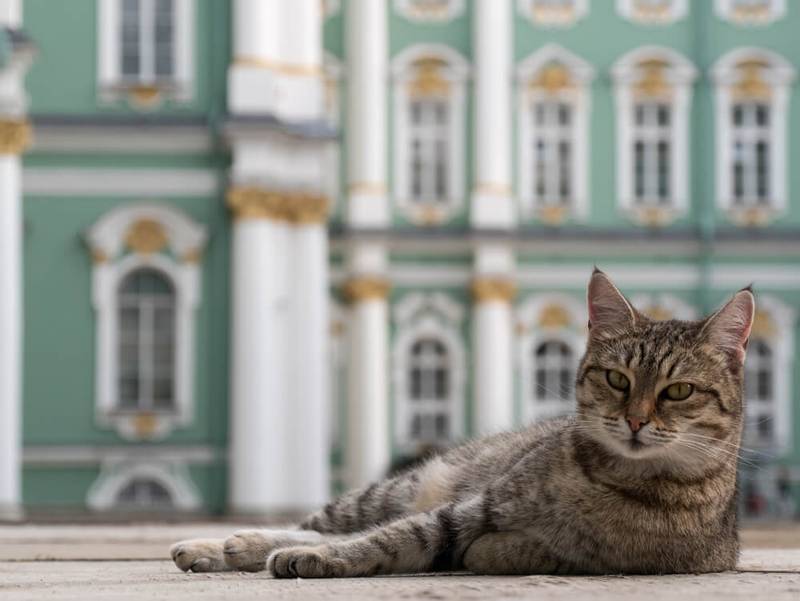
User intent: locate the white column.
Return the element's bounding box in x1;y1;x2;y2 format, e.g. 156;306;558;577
346;0;389;227
228;216;293;513
0;153;22;520
472;0;514;228
287;223;330;509
346;285;391;489
0;0;21;28
471;246;516;436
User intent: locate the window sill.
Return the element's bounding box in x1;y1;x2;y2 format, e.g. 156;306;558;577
98;81;194;110
727;206;778;227
98;409;185;442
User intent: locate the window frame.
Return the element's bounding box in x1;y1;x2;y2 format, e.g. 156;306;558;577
714;0;786;26
617;0;688;24
518;0;589;28
97;0;195;103
392;44;469;225
712;48;795;222
393;293;466;452
395;0;465;22
86;204;206;441
517;44;594;224
612;46;697;224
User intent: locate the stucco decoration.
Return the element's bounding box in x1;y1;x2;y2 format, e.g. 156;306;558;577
85;203;207;441
395;0;465;23
87;460;202;511
0;119;30;154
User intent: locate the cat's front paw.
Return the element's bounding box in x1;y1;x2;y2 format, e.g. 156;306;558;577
268;545;344;579
170;539;229;573
223;530;272;572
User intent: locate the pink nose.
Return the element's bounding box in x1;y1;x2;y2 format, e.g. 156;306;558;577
626;417;648;433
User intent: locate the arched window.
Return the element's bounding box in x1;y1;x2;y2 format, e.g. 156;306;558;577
712;49;794;223
613;47;696;225
407;338;451;443
117;268;176;412
534;340;574;402
393;46;468;224
744;339;775;445
116;478;174;510
517;45;593;224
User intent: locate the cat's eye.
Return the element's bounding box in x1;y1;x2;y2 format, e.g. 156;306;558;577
663;382;694;401
606;370;630;391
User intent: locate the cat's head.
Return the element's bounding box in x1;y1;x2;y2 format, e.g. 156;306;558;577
575;269;754;470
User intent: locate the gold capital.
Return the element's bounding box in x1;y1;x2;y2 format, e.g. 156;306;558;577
0;120;31;155
471;277;517;303
227;186;329;224
343;276;391;302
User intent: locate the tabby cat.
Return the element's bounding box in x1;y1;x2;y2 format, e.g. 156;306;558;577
171;269;754;577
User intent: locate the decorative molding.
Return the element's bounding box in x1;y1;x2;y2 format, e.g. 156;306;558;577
23;168;219;197
612;46;697;222
471;277;517;303
343;276;392;302
23;445;220;466
715;0;786;26
518;0;588;28
227;186;329;223
629;293;697;321
617;0;688;25
125;219;169;255
0;119;31;154
712;48;795;219
86;460;202;511
395;0;465;22
233;56;324;77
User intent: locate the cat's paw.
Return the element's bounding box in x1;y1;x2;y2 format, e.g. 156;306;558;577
223;530;272;572
170;539;229;573
268;545;345;579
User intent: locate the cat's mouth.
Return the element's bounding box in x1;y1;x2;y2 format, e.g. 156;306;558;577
627;437;646;451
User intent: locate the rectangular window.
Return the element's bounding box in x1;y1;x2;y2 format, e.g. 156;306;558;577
631;102;672;206
119;0;176;83
731;102;771;207
532;100;574;207
408;99;450;204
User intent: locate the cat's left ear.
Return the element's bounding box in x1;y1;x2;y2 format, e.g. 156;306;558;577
699;287;755;365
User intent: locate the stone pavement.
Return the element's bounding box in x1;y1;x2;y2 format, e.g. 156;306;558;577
1;523;799;600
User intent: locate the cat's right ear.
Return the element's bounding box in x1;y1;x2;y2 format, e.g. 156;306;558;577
587;268;637;333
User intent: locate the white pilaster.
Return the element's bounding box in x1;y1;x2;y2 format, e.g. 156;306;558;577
229;0;323;121
471;246;516;435
344;245;391;488
0;0;20;28
287;223;330;508
228;217;293;513
471;0;514;228
0;153;22;520
346;0;389;227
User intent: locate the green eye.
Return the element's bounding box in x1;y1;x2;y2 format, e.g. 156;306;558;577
606;370;630;391
664;382;694;401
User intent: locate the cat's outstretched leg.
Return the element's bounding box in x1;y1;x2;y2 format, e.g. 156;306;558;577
462;531;576;575
268;494;492;578
170;539;230;573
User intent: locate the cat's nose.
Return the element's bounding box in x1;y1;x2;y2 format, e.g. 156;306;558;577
626;417;649;433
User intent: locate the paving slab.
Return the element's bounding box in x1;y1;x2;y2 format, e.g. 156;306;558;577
1;523;798;600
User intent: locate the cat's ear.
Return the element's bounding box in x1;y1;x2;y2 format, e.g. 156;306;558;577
699;287;755;365
587;268;637;332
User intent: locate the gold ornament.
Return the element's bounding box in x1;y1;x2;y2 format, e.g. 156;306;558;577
125;219;168;255
538;304;571;328
733;60;771;100
635;59;671;99
471;278;517;303
640;304;673;321
343;277;391;302
408;57;451;98
227;186;329;223
538;205;568;225
0;120;31;154
533;63;572;93
133;412;158;438
751;309;776;339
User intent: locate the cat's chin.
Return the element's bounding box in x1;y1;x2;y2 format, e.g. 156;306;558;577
602;435;667;461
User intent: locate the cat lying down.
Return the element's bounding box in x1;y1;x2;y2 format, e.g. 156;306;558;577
171;269;754;577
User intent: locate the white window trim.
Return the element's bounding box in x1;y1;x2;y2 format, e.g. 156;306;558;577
712;47;795;221
87;460;201;511
324;52;343;215
97;0;195;104
516;44;594;223
392;44;469;225
617;0;688;24
329;298;348;456
86;203;207;441
518;0;589;28
715;0;786;26
516;294;586;424
612;46;697;223
743;295;795;455
393;293;466;452
395;0;465;22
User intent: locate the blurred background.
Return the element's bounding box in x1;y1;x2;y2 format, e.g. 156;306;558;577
0;0;798;524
